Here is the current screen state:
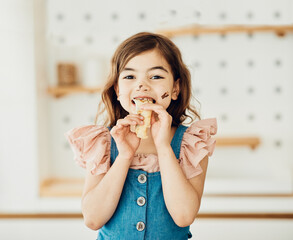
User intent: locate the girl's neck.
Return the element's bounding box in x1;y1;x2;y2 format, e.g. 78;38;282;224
136;128;156;155
135;127;177;155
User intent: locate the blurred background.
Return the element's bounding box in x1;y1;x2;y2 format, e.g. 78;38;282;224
1;0;293;239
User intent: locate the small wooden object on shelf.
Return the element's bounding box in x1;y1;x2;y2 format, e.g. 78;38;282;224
57;63;77;86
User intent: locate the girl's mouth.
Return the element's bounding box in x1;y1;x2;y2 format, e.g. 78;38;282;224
131;97;156;105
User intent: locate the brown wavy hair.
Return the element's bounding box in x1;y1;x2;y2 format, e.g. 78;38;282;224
95;32;200;127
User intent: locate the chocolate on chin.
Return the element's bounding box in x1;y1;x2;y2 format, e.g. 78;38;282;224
133;98;153;139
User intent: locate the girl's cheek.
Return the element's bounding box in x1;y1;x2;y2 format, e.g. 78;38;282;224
158;90;172;108
120;94;131;106
161;91;170;100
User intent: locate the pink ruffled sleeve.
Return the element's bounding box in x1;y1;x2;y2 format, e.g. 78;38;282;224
179;118;217;179
64;125;111;176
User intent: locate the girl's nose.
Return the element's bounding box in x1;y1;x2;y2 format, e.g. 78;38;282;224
136;82;150;92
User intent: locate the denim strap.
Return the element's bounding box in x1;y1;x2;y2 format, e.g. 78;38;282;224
170;125;188;159
107;127;118;165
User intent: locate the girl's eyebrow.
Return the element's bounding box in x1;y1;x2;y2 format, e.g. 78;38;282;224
149;66;169;73
122;66;169;73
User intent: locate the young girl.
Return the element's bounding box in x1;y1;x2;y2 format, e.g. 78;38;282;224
66;32;217;240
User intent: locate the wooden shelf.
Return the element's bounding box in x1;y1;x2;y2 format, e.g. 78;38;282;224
216;136;261;150
47;85;103;98
40;178;84;197
157;24;293;38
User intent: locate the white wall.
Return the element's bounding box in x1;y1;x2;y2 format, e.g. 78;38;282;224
0;0;39;212
38;1;293;216
44;0;293;196
0;0;293;239
0;0;82;213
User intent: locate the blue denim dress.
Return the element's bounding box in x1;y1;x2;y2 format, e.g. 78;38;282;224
97;125;192;240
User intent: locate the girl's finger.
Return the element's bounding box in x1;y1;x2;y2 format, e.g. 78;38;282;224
111;124;122;133
111;123;130;138
118;116;144;125
117;118;140;126
141;104;172;126
141;104;168;118
110;125;120;136
128;116;144;125
125;115;144;123
151;112;157;124
126;113;144;120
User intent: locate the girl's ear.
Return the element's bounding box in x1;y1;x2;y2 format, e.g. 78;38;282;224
171;79;180;100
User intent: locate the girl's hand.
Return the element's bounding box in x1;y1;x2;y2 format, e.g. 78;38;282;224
110;114;143;160
140;103;172;147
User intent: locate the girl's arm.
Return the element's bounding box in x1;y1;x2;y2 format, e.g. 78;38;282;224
157;145;208;227
81;114;142;230
140;103;208;227
81;154;132;230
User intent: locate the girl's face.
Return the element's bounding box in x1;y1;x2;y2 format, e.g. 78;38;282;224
115;49;179;114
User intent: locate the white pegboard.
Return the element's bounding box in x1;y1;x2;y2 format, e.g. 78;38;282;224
42;0;293;194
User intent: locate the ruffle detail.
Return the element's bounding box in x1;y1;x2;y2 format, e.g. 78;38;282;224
65;125;111;176
131;153;160;172
179;118;217;179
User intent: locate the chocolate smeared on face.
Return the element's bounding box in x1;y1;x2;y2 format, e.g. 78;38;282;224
161;92;169;99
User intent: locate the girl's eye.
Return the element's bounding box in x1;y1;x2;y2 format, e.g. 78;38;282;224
151;75;163;80
124;75;135;79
